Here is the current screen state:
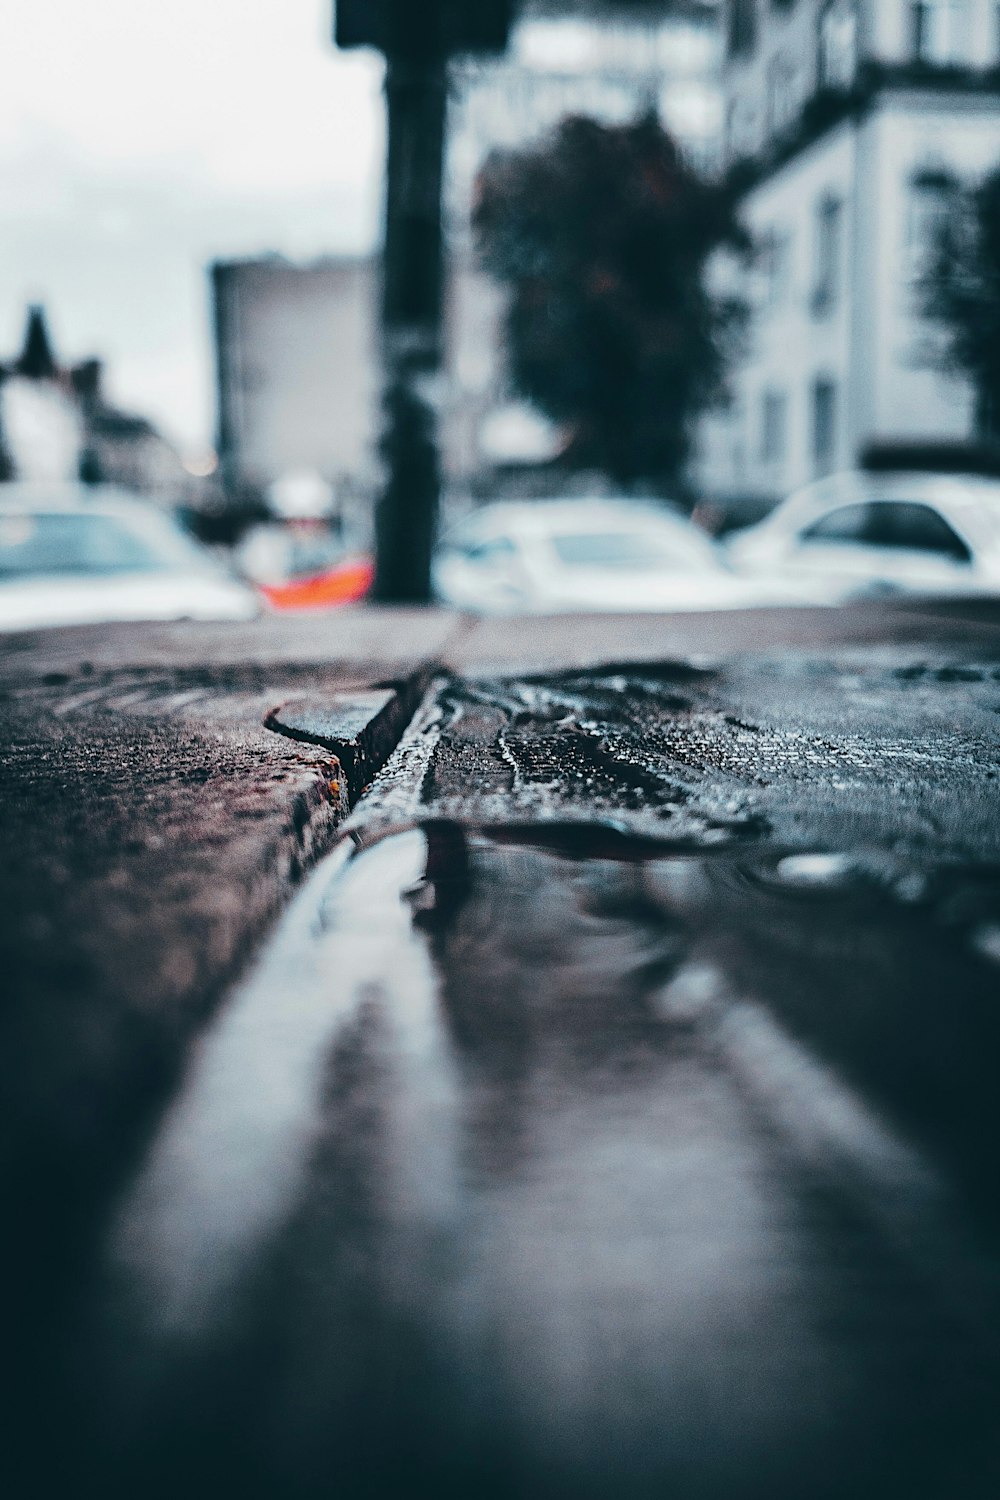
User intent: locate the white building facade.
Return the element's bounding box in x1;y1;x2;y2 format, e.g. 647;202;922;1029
699;0;1000;506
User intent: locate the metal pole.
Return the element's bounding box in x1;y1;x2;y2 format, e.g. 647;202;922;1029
372;54;448;604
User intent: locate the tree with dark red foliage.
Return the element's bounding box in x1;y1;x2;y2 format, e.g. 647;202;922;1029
923;165;1000;441
473;113;748;490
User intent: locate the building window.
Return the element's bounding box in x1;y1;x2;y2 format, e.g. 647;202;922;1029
727;0;758;59
761;389;788;463
725;98;760;163
811;195;843;316
812;378;837;474
757;229;792;308
766;54;797;136
818;0;858;90
724;101;739;163
910;1;970;66
904;169;959;283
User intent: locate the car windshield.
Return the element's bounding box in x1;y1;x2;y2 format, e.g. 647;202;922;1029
549;529;705;571
0;510;210;580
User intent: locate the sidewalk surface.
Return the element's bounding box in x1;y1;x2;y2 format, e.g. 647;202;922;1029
4;599;1000;1498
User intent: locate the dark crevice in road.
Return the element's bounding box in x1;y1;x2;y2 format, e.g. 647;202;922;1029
263;667;433;809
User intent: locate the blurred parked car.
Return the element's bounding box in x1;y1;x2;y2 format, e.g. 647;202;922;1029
0;483;259;631
235;518;372;611
433;498;800;614
726;472;1000;604
256;557;374;611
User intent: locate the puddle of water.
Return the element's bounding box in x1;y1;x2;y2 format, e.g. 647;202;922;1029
110;829;453;1339
87;818;1000;1496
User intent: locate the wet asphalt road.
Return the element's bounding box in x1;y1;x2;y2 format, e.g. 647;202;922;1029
9;647;1000;1498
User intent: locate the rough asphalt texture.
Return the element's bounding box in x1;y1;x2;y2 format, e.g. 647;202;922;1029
3;601;1000;1498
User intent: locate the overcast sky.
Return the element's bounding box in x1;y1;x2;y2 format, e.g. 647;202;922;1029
0;0;385;456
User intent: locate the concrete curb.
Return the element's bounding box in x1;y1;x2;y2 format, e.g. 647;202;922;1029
264;668;433;809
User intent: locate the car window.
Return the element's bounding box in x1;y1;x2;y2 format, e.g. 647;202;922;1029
800;501;971;562
0;512;193;579
867;502;971;561
440;528;514;561
466;536;517;564
800;504;870;546
550;530;702;570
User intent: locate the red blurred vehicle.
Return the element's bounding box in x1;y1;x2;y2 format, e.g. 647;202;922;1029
236;518;372;611
257;556;373;611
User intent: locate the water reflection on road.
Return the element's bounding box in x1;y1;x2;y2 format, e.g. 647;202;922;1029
89;822;1000;1499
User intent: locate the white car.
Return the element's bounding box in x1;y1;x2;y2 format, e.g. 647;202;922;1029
433;498;797;614
726;471;1000;604
0;483;259;631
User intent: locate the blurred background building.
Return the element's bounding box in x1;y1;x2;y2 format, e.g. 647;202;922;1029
697;0;1000;508
212;256;377;533
211;0;722;524
0;304;189;499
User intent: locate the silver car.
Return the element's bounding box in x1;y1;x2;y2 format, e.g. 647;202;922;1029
433;498;799;615
0;483;259;631
726;471;1000;604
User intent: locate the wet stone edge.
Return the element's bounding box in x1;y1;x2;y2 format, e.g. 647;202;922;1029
264;667;435;810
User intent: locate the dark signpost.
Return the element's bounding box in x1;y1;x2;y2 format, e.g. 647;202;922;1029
335;1;513;603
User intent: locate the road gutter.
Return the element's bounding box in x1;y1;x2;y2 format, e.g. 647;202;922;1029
264;667;434;811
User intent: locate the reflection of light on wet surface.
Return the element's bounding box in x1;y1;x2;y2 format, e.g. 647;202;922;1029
457;1052;828;1479
972;923;1000;966
772;852;858;890
112;829;454;1337
101;820;1000;1495
654;960;725;1021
